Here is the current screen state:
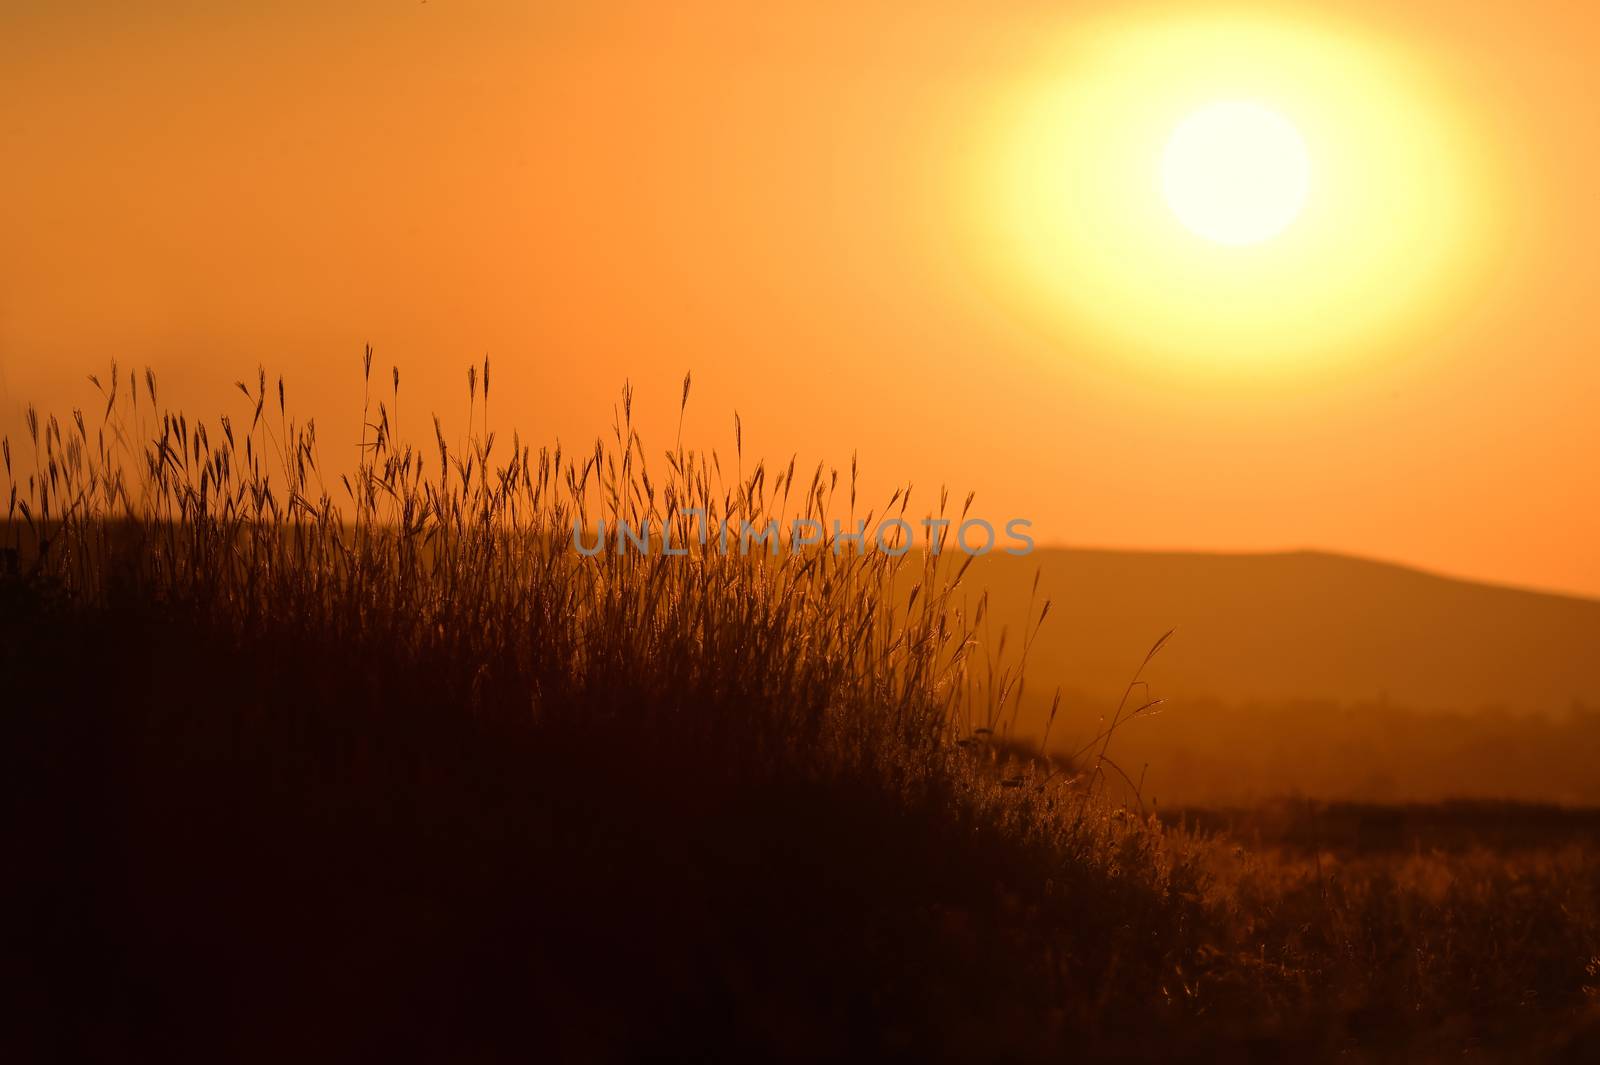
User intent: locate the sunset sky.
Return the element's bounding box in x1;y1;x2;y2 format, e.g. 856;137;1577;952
3;0;1597;596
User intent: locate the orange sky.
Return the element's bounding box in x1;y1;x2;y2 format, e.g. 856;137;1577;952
2;0;1597;596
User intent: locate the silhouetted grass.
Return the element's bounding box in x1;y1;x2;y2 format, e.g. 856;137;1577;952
3;357;1598;1062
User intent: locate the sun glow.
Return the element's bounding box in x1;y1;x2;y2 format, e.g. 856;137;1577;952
967;13;1499;378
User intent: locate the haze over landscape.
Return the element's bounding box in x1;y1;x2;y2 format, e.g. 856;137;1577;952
971;548;1600;805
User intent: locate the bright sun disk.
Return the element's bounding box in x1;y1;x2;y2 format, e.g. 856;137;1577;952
1161;100;1310;246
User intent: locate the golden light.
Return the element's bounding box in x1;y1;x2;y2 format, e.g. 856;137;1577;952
963;12;1501;381
1160;100;1310;246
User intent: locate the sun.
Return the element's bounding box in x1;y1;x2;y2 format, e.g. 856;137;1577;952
1160;100;1310;246
966;10;1499;380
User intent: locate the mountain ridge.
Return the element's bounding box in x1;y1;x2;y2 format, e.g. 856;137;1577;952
966;546;1600;717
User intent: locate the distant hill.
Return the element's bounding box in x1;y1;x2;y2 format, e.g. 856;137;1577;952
962;548;1600;716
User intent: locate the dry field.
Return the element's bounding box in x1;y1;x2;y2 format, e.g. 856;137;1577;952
4;360;1598;1061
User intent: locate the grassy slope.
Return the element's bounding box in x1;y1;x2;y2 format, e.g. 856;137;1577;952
4;364;1599;1061
7;574;1600;1062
